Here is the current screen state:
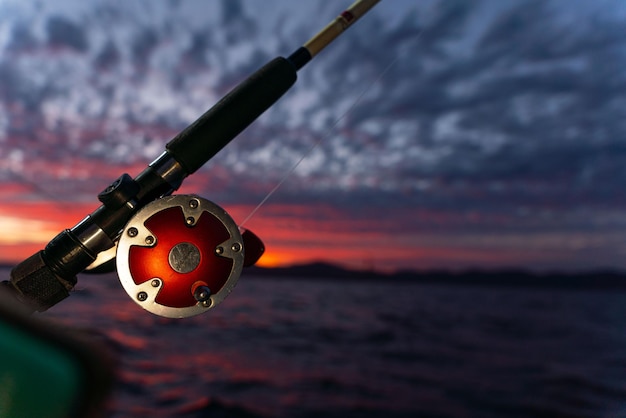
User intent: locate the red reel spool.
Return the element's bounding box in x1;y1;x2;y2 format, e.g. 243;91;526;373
116;195;244;318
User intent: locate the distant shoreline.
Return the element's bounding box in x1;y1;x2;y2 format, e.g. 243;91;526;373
2;262;625;290
243;262;626;290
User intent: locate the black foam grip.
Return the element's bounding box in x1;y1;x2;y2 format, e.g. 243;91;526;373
166;57;297;174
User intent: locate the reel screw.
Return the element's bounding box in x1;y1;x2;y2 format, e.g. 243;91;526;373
194;285;211;303
231;242;241;252
137;291;148;302
145;235;155;245
127;227;138;237
189;199;199;209
186;216;195;225
151;279;160;288
215;246;224;255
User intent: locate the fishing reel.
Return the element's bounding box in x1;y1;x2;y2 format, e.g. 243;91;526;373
5;0;379;315
115;194;263;318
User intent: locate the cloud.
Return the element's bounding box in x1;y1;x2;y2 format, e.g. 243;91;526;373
46;16;89;52
94;41;121;69
7;23;39;52
0;0;625;270
131;27;160;65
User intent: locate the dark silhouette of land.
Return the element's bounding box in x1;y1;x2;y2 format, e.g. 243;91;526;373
2;261;625;290
244;262;626;290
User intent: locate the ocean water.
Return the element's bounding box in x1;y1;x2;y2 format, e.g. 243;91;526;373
32;271;626;417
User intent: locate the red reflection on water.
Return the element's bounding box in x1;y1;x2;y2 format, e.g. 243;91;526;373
118;369;178;387
107;329;149;351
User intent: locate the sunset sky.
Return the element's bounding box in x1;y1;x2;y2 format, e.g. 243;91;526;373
0;0;625;273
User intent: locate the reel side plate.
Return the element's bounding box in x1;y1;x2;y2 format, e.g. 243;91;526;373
116;195;244;318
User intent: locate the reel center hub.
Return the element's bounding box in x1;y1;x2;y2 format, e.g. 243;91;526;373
168;242;201;274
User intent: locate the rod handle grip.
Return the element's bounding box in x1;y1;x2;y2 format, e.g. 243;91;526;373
166;57;297;174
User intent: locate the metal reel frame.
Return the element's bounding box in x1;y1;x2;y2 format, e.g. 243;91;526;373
116;195;244;318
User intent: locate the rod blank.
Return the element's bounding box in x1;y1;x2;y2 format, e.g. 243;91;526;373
303;0;380;58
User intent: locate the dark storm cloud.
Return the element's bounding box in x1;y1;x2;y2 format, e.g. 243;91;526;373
417;0;473;58
185;30;212;66
0;63;52;115
477;0;626;62
219;0;256;45
131;27;160;64
220;0;245;23
94;41;121;69
46;16;89;52
1;2;625;210
7;24;38;52
363;2;624;210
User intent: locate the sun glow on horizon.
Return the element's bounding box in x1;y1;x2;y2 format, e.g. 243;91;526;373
254;252;285;268
0;215;58;245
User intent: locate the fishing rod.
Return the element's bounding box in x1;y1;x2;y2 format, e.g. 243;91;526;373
1;0;381;318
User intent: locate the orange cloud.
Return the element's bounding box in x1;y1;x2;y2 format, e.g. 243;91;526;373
0;199;588;273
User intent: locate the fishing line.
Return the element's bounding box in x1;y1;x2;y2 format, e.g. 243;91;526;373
239;54;401;228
